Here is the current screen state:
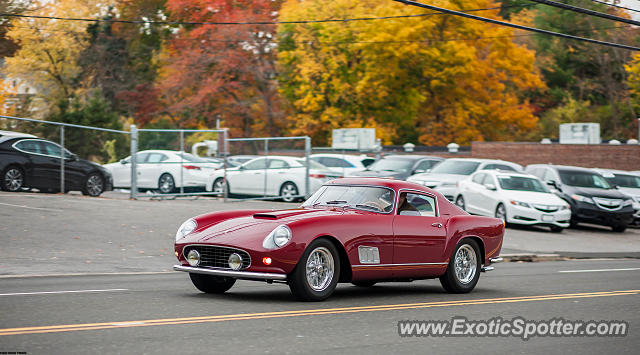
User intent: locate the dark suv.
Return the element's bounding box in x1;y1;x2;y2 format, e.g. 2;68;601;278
526;164;634;232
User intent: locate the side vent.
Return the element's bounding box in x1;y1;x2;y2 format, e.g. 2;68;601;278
358;246;380;264
253;213;278;219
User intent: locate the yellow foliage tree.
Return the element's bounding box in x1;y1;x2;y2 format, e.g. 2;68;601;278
278;0;544;145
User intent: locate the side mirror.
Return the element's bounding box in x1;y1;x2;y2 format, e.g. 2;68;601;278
426;169;432;173
413;169;426;174
547;180;562;192
484;183;496;191
67;154;77;161
120;159;128;165
238;165;246;170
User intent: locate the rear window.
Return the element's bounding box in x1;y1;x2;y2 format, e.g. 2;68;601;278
430;160;481;175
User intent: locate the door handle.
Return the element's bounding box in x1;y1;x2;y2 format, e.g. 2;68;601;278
431;223;443;228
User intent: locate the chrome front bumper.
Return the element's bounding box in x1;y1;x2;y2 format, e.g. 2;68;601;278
173;265;288;281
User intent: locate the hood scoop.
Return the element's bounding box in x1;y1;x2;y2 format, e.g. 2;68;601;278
253;209;318;220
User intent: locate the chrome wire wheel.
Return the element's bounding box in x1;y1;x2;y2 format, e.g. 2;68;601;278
454;244;477;284
280;182;298;202
158;174;175;194
4;168;23;191
305;246;334;291
86;174;104;196
495;204;507;221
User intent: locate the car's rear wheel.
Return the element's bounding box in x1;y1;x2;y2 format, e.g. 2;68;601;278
455;195;466;211
82;173;105;197
495;203;507;223
158;173;175;194
440;239;481;293
288;238;340;301
2;166;24;192
189;273;236;294
352;280;377;287
612;225;627;233
280;182;299;202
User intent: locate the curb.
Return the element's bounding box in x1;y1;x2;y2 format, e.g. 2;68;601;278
500;253;566;262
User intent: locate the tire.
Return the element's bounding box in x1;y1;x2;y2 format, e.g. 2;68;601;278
157;173;175;194
280;182;299;203
352;280;377;287
569;219;579;228
212;178;227;196
455;195;466;211
2;166;24;192
495;203;507;223
189;273;236;294
288;238;340;301
439;239;481;294
612;225;627;233
82;173;105;197
549;225;564;233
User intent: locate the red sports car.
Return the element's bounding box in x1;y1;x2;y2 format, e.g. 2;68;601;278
174;178;504;301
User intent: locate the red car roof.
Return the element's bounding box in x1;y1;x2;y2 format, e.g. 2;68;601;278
326;177;433;193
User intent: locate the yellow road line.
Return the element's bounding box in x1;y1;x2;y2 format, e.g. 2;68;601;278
1;290;637;336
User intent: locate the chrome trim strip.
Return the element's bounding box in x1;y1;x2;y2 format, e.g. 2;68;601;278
352;262;447;267
490;257;503;263
173;265;287;280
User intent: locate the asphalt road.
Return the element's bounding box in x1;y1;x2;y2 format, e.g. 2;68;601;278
1;191;639;276
0;259;638;354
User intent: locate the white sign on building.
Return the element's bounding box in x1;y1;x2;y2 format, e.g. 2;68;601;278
331;128;377;150
559;123;600;144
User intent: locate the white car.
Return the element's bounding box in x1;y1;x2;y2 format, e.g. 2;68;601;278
310;153;375;176
104;150;219;193
407;158;523;201
206;156;342;202
594;168;640;225
456;170;571;232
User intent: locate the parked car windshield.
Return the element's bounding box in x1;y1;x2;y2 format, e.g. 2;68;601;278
497;176;549;193
430;160;481;175
607;174;640;188
558;171;612;189
302;185;395;213
367;158;414;172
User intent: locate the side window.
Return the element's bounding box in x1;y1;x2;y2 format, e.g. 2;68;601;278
415;160;433;172
492;164;516;171
482;174;496;185
268;159;289;169
482;164;496;170
542;169;556;182
397;192;437;217
40;141;73;158
472;173;485;184
322;157;353;168
15;140;43;154
147;153;167;163
243;158;267;170
361;158;375;167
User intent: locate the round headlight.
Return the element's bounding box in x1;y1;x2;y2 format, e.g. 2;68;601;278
176;218;197;242
262;225;292;249
228;253;243;270
186;249;200;267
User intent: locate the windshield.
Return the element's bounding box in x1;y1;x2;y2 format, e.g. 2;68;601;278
367;158;414;172
559;171;612;189
497;176;549;193
605;174;640;188
302;185;395;213
430;160;481;175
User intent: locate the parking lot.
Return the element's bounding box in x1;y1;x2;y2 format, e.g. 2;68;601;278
1;191;639;354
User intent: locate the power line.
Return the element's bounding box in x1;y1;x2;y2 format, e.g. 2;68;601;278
0;4;536;26
527;0;640;26
393;0;640;51
589;0;640;14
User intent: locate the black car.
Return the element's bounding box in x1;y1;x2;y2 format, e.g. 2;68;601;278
526;164;634;232
350;155;443;180
0;131;113;196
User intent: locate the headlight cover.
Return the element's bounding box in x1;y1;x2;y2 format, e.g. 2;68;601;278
571;194;594;204
263;225;292;249
176;218;197;242
509;200;531;208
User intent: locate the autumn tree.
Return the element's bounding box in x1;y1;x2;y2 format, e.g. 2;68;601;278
278;0;544;146
155;0;285;137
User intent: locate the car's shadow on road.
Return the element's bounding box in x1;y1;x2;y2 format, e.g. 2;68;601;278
507;222;620;234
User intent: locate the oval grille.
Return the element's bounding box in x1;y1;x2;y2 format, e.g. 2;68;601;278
183;245;251;270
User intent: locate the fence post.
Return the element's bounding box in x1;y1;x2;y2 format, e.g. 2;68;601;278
305;136;311;199
264;139;269;197
130;124;138;200
60;126;65;193
223;129;228;202
180;130;184;195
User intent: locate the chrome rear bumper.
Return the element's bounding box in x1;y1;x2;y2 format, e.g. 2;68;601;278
173;265;287;281
481;257;504;272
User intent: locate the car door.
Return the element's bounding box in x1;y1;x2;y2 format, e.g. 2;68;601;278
464;173;486;214
476;174;498;215
229;158;267;195
266;158;291;195
12;139;51;187
139;153;167;188
392;191;447;278
38;141;85;190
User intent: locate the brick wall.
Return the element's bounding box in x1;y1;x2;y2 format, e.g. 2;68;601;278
470;142;640;171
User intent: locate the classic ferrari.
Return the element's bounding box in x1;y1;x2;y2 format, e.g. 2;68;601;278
174;178;504;301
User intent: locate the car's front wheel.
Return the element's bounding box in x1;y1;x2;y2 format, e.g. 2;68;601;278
612;224;627;233
288;238;340;301
2;166;24;192
189;273;236;294
82;173;105;197
440;239;481;293
212;178;227;196
549;225;564;233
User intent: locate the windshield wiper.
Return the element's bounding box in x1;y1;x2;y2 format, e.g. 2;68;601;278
324;200;348;205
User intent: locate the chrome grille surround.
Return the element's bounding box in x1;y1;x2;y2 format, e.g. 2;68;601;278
182;245;251;270
592;197;623;211
532;204;560;213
